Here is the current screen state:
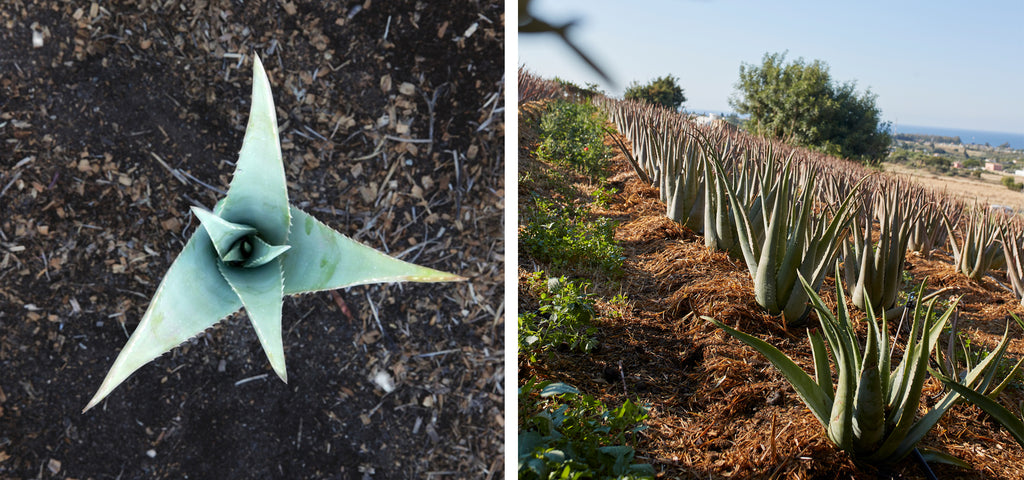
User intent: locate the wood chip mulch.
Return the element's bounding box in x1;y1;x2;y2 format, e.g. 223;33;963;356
520;114;1024;479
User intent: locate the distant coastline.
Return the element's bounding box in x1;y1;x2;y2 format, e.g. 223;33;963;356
895;124;1024;150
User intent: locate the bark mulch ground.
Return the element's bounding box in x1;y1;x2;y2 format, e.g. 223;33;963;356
1;2;503;479
519;113;1024;479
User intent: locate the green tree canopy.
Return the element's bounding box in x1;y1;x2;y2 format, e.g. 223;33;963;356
729;52;892;164
624;74;686;111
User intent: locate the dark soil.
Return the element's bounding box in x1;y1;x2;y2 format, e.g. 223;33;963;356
1;2;504;479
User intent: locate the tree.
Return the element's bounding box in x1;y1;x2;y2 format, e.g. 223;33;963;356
729;52;892;164
624;75;686;111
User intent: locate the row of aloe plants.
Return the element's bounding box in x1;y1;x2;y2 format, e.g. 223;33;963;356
594;94;1024;310
579;86;1024;470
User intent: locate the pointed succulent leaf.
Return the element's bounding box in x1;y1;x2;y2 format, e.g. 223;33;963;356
218;55;291;244
939;374;1024;449
84;228;242;411
707;316;831;427
217;259;288;382
282;206;464;295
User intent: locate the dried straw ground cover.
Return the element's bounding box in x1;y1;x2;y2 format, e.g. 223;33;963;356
519;95;1024;478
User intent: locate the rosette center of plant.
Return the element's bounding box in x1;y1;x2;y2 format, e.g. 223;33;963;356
190;206;291;268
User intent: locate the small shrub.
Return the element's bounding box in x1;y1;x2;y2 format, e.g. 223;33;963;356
519;274;598;360
1002;175;1024;191
519;378;654;480
536;100;611;177
520;197;624;275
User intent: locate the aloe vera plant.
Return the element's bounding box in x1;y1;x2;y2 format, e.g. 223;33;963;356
84;55;462;412
842;182;917;318
945;206;1002;281
709;270;1014;466
938;313;1024;450
999;220;1024;304
706;142;861;322
907;190;958;255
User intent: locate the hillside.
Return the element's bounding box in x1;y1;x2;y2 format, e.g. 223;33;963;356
518;92;1024;479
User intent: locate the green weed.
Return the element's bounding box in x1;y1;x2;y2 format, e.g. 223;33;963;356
519;378;654;480
520;197;624;276
519;274;599;361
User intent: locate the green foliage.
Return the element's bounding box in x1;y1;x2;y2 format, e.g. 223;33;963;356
1002;175;1024;191
554;77;605;98
519;274;599;360
624;74;687;111
945;207;1002;281
519;378;654;480
709;271;1014;465
520;197;624;276
537;100;612;177
730;52;892;164
703;139;862;322
938;314;1024;451
590;185;618;208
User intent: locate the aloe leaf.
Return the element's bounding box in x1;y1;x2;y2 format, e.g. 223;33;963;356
218;55;291;244
218;259;287;382
282;207;464;294
238;236;291;268
851;300;884;452
707;317;831;427
809;329;834;399
939;375;1024;448
84;229;242;412
916;448;972;469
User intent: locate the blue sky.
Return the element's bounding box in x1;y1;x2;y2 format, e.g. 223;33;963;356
519;0;1024;134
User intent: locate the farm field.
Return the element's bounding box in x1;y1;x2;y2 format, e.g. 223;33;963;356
518;83;1024;478
884;162;1024;213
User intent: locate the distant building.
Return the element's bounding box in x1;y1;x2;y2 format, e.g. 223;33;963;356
952;161;964;169
1015;170;1024;177
986;161;1004;172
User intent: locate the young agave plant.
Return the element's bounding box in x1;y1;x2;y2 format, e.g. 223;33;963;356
84;55;463;412
708;268;1014;466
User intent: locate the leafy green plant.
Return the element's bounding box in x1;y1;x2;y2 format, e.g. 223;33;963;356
85;56;462;412
907;191;956;255
590;185;617;208
708;268;1014;466
520;197;624;276
536;100;611;177
519;378;654;480
519;275;598;360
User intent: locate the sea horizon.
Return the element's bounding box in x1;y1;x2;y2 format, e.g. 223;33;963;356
893;123;1024;150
